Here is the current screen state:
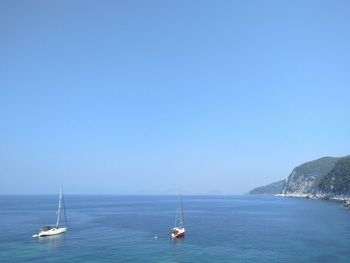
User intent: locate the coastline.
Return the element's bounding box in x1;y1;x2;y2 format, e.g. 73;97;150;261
275;193;350;208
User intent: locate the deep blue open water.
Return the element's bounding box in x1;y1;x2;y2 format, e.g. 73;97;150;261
1;195;350;262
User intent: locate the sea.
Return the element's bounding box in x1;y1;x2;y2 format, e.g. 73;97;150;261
1;195;350;262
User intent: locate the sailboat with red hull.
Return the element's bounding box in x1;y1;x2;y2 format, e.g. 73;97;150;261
170;193;185;238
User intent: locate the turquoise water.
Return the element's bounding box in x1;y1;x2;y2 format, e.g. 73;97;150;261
0;195;350;262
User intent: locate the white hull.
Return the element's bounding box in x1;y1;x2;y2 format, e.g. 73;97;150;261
171;227;185;238
33;227;67;238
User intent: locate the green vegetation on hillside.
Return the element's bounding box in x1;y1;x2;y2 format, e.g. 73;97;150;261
318;157;350;195
249;180;285;195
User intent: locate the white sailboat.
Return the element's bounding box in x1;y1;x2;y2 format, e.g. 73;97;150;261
32;187;67;238
170;193;185;238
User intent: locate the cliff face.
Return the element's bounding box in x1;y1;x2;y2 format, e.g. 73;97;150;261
282;157;341;195
249;180;285;195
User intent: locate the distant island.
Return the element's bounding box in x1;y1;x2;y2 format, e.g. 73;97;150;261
249;155;350;207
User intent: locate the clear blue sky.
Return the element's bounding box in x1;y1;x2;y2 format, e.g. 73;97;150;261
1;0;349;194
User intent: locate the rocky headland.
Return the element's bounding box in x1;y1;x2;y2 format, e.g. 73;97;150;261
250;155;350;207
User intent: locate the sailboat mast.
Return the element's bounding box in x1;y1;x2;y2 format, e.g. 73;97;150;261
62;190;68;227
56;187;62;227
179;193;184;228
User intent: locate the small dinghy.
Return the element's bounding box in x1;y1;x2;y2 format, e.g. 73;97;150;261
170;193;185;239
33;187;67;238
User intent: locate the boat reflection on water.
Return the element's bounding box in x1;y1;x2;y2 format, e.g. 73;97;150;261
171;234;185;262
35;232;67;249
